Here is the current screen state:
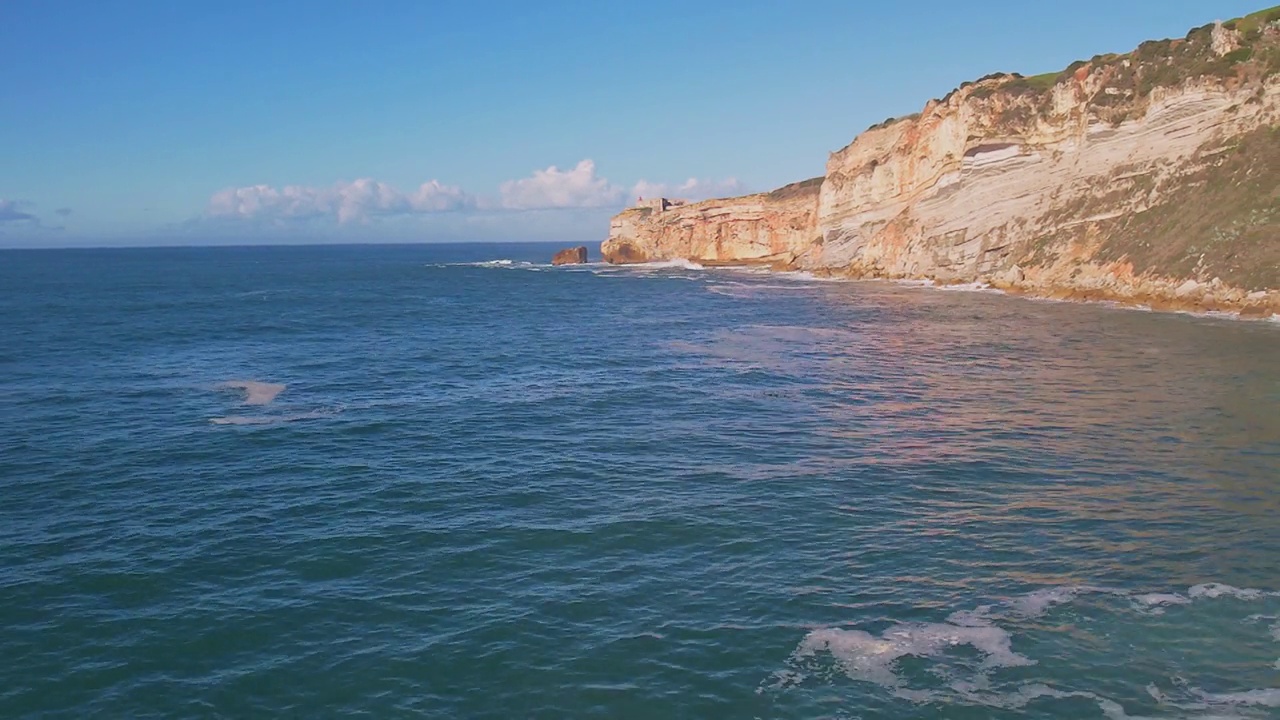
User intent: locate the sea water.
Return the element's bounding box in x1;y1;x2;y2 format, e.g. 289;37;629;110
1;243;1277;718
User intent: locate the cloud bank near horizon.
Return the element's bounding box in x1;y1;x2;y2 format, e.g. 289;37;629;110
0;199;38;224
204;160;743;227
207;178;472;225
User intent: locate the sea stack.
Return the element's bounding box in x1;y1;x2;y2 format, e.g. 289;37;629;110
552;246;589;265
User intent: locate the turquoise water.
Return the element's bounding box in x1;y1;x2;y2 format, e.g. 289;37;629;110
1;244;1278;719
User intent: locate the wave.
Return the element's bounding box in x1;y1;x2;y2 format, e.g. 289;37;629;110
617;258;706;271
937;281;1005;294
426;259;549;270
779;583;1280;717
217;380;285;405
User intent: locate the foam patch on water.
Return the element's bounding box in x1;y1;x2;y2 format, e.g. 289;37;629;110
1188;584;1274;601
796;621;1035;688
771;270;845;283
937;281;1005;294
1131;592;1194;614
1196;688;1280;707
217;380;286;405
630;258;706;271
429;259;551;270
782;583;1280;717
1006;584;1118;617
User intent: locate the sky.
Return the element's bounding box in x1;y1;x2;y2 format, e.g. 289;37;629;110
0;0;1269;247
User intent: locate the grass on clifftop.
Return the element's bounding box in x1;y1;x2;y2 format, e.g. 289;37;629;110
942;4;1280;110
766;176;824;201
1085;126;1280;290
1226;5;1280;35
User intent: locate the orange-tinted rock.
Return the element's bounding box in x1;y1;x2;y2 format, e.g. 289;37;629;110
601;178;822;266
600;239;650;265
551;246;588;265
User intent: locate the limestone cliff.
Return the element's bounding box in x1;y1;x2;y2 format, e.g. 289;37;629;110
601;178;822;266
603;8;1280;315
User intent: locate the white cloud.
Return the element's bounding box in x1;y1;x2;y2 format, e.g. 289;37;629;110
207;178;471;224
0;199;37;223
498;159;624;210
629;177;744;203
203;162;748;230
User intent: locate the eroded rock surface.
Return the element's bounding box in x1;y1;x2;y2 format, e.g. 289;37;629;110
552;246;588;265
603;12;1280;315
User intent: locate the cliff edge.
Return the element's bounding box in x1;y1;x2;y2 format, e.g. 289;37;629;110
604;7;1280;316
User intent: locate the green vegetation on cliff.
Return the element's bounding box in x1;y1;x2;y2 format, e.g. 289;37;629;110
1096;125;1280;290
1028;125;1280;291
766;176;823;201
948;5;1280;116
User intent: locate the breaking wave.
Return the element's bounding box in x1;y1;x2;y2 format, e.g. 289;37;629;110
426;259;553;270
936;280;1005;294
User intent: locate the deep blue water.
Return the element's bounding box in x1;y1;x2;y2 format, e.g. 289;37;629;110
1;243;1278;719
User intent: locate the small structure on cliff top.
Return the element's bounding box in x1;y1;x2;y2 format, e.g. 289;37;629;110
635;197;687;213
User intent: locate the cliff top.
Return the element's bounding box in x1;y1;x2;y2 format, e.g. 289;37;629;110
616;176;823;217
854;4;1280;141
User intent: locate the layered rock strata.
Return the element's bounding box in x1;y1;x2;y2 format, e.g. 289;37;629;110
603;12;1280;316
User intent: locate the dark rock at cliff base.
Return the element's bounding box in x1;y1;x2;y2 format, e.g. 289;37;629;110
552;246;588;265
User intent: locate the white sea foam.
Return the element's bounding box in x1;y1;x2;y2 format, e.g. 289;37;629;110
1197;688;1280;707
632;258;706;271
787;583;1280;715
1132;592;1194;614
1189;584;1271;600
937;281;1005;294
1006;585;1117;617
217;380;286;405
796;622;1035;688
428;259;552;270
946;605;995;627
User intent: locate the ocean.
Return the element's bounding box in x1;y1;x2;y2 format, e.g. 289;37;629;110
1;243;1278;719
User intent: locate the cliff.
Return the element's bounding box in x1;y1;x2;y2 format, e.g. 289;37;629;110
603;8;1280;316
601;178;822;266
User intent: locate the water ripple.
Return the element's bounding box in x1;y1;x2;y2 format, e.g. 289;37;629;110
0;245;1276;718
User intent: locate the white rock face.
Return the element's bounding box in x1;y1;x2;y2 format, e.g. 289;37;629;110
604;23;1280;314
814;76;1280;279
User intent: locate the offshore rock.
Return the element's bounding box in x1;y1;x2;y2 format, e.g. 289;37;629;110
552;246;589;265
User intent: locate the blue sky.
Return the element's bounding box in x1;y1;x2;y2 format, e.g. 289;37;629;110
0;0;1267;246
